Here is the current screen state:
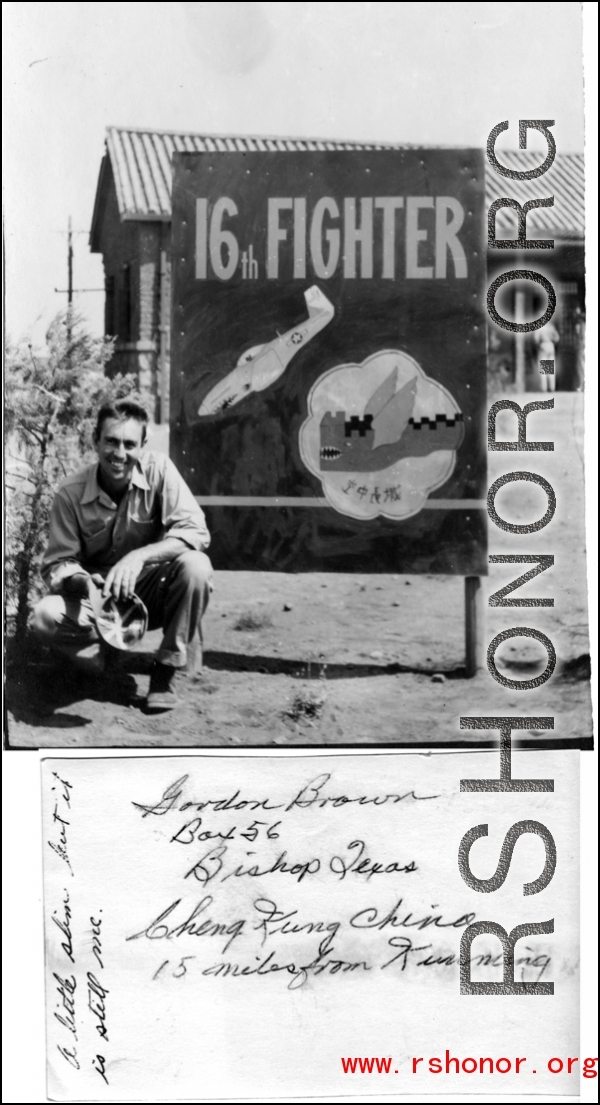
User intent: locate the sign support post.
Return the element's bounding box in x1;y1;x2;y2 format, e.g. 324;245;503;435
464;575;485;677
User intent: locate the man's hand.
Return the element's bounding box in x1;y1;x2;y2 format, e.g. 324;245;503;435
103;551;146;601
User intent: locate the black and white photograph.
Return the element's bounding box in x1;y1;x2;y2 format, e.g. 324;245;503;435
2;2;597;1102
4;2;592;750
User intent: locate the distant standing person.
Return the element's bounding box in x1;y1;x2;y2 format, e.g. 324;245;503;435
533;320;560;392
573;306;586;390
31;399;212;711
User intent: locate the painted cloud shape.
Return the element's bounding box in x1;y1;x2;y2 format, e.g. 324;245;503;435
300;350;464;520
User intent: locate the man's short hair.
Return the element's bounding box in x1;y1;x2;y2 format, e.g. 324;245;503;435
94;400;149;445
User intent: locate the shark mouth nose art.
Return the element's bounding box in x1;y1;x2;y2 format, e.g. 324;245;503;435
213;385;251;412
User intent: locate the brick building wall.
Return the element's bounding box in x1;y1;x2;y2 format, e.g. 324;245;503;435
93;159;171;420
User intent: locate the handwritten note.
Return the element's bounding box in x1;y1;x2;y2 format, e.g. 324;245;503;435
43;752;579;1100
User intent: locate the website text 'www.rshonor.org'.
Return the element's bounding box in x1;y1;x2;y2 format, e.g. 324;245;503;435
341;1054;598;1077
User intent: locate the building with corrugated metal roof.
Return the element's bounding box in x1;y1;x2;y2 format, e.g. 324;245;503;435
90;127;584;420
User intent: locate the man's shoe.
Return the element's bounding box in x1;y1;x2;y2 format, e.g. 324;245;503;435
146;662;179;711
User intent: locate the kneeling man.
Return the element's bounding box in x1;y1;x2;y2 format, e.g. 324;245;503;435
32;399;212;710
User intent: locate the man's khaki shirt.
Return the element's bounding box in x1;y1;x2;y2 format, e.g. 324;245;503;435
42;451;210;593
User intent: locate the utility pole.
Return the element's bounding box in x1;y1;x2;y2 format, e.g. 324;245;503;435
67;217;74;347
54;217;104;345
68;217;74;306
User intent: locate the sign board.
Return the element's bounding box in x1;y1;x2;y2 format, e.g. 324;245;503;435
171;150;487;573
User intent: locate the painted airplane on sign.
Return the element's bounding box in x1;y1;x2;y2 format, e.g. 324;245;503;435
197;285;334;417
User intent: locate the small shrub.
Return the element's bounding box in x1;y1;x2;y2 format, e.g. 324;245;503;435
284;656;328;723
233;609;273;632
284;685;327;723
5;310;149;641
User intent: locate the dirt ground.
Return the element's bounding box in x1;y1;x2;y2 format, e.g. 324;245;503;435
6;393;592;748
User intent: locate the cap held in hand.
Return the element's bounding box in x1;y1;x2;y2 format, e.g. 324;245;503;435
93;592;148;650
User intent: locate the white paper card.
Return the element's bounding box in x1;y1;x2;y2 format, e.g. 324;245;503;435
42;751;579;1100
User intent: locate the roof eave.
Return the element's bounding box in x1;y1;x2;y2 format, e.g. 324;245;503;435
120;212;172;223
90;150;112;252
95;127;584;233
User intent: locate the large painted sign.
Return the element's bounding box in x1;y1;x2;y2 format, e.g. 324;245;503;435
171;150;487;573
